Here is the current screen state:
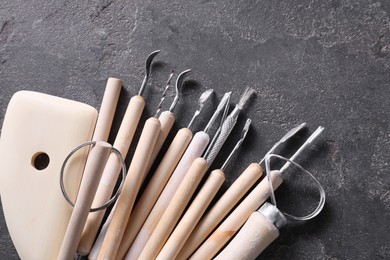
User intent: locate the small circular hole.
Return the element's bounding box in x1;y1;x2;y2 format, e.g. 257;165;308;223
32;152;50;170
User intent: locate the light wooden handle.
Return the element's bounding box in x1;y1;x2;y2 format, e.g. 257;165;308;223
116;128;192;260
88;206;114;260
92;78;122;141
58;142;112;260
98;117;161;260
145;111;176;178
157;169;225;260
78;95;145;256
125;131;210;260
178;163;263;259
138;158;209;260
215;211;279;260
190;170;283;260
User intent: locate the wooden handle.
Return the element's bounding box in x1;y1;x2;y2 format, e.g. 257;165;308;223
98;117;161;260
116;128;192;259
157;169;225;260
178;163;263;259
92;78;122;141
88;206;113;260
78;95;145;256
145;111;176;179
215;211;279;260
58;142;112;260
190;170;283;260
139;158;209;260
125;131;210;260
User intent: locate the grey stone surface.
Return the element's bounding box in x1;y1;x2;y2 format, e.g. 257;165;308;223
0;0;389;259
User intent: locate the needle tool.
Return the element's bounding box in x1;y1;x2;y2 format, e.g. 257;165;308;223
178;122;307;259
97;72;177;260
125;92;231;260
138;88;254;260
77;50;160;256
157;119;252;260
115;88;213;259
190;126;324;259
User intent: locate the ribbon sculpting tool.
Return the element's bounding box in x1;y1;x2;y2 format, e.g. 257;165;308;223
77;50;160;256
138;89;255;260
178;122;307;259
124;92;231;260
115;88;214;259
156;119;252;260
58;142;126;260
215;153;326;259
190;126;324;259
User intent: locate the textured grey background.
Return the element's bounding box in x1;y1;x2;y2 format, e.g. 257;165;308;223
0;0;389;259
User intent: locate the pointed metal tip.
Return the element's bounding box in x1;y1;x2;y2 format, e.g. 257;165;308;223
279;123;307;143
306;126;324;143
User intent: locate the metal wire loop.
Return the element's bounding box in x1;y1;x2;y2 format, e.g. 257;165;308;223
59;141;127;212
264;153;326;221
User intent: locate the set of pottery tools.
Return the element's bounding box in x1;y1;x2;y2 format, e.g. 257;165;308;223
0;50;326;260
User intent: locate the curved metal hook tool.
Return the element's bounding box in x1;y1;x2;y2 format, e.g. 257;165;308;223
138;50;161;96
169;69;192;112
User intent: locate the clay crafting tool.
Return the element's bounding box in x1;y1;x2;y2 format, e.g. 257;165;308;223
138;88;255;260
215;154;326;259
91;77;123;142
124;92;231;260
0;91;98;260
156;119;251;260
115;88;214;259
190;126;324;259
88;70;191;259
96;74;177;259
178;122;307;259
145;69;193;181
58;142;114;260
203;87;255;165
77;50;160;256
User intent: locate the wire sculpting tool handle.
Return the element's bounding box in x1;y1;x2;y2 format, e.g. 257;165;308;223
215;203;284;260
138;158;209;260
190;170;283;260
178;163;263;259
98;117;161;260
58;142;112;260
78;95;145;256
145;111;176;179
125;131;210;260
92;78;122;141
158;169;225;260
116;128;193;260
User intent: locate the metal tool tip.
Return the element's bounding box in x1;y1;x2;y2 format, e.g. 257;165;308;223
200;89;214;102
306;126;324;143
138;50;161;96
237;87;256;109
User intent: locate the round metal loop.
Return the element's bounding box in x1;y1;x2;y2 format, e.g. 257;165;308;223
59;141;127;212
264;154;326;221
